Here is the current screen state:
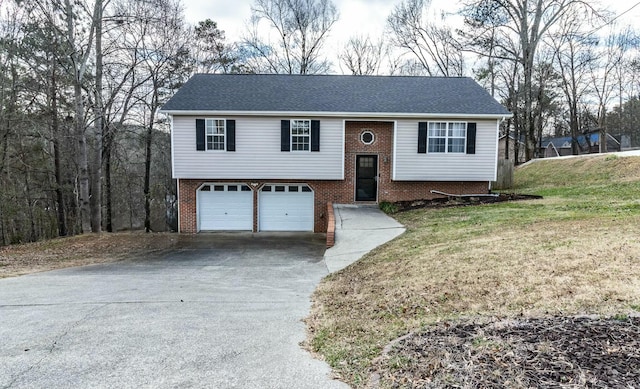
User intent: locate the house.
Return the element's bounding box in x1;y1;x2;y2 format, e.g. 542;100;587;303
540;132;622;158
161;74;511;233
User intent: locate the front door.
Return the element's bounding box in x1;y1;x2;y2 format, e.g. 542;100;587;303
356;155;378;201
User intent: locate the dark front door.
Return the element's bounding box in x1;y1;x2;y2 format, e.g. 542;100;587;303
356;155;378;201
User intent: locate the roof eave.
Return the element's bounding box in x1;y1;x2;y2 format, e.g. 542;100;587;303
159;109;513;120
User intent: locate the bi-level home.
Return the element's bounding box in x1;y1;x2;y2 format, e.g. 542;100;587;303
161;74;511;233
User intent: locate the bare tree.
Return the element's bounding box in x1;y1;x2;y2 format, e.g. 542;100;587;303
387;0;464;77
462;0;598;160
242;0;339;74
339;35;385;75
546;9;595;155
589;28;635;153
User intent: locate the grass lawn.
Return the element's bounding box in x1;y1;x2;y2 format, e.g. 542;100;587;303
306;154;640;387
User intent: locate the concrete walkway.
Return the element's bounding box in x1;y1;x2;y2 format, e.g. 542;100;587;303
323;205;406;273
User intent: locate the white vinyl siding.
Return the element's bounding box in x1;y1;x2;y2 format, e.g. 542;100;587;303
394;119;499;181
172;116;343;179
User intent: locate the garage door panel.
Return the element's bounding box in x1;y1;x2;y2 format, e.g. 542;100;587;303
198;185;253;231
259;185;314;232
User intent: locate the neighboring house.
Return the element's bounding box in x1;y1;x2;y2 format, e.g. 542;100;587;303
498;133;526;163
161;74;512;233
540;132;621;158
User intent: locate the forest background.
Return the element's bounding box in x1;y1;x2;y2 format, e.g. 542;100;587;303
1;0;639;245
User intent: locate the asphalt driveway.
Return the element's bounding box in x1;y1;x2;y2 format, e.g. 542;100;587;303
0;233;348;389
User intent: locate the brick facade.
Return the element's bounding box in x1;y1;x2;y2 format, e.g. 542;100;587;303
178;120;490;233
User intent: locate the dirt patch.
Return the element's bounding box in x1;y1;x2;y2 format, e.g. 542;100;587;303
390;193;542;213
374;316;640;388
0;232;179;278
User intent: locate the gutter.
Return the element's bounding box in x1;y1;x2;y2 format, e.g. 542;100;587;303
158;109;514;120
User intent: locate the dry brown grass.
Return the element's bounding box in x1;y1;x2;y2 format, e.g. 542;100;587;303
307;155;640;387
0;232;178;278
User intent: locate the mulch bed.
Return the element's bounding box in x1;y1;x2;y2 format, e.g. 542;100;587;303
374;316;640;388
391;193;542;213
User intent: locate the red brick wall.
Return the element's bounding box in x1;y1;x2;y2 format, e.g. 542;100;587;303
178;120;490;234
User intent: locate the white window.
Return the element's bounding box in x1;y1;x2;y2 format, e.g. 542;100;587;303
206;119;225;150
428;122;466;153
291;119;310;151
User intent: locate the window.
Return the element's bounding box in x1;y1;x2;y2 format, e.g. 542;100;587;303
428;122;467;153
291;119;310;151
360;130;375;145
206;119;225;150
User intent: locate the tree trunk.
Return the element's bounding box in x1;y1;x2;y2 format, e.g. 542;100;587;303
104;130;113;232
144;85;158;233
143;122;153;233
50;59;67;237
64;0;92;234
91;0;103;233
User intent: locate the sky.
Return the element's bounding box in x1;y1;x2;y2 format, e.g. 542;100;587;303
181;0;640;74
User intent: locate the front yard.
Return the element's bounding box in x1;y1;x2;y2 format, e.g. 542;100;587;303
307;155;640;387
0;232;178;278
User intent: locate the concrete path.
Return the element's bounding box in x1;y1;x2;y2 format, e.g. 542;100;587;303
0;234;348;389
324;205;406;273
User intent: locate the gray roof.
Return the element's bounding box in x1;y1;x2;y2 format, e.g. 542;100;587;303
162;74;511;116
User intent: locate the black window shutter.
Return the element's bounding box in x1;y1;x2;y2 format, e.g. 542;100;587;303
417;122;427;154
196;119;205;151
226;120;235;151
311;120;320;151
466;123;477;154
281;120;290;152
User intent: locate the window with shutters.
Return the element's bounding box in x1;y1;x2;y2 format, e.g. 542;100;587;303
428;122;466;153
291;119;310;151
206;119;225;150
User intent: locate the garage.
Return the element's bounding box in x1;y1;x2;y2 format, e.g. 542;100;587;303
197;184;253;231
259;184;314;231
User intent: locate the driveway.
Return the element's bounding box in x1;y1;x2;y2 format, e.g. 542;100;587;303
0;233;348;389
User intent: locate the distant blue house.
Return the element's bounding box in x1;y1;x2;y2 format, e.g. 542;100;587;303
540;132;622;158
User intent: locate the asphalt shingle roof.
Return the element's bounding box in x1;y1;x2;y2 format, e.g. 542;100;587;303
162;74;511;116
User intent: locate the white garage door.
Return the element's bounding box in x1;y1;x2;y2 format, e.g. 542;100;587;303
259;184;314;231
198;184;253;231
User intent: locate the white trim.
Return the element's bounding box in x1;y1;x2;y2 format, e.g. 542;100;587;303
392;121;398;181
493;119;500;181
161;110;513;120
176;179;180;234
170;115;176;179
341;120;346;180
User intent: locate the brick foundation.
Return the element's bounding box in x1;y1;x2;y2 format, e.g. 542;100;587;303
178;120;490;234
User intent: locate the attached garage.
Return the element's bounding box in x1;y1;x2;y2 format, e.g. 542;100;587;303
197;184;253;231
259;184;314;231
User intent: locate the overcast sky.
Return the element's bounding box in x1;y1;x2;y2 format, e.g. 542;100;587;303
182;0;458;45
181;0;640;74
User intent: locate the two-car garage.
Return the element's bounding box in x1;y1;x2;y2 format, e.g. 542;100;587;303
196;183;314;232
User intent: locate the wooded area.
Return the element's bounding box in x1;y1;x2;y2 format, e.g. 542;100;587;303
1;0;639;245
